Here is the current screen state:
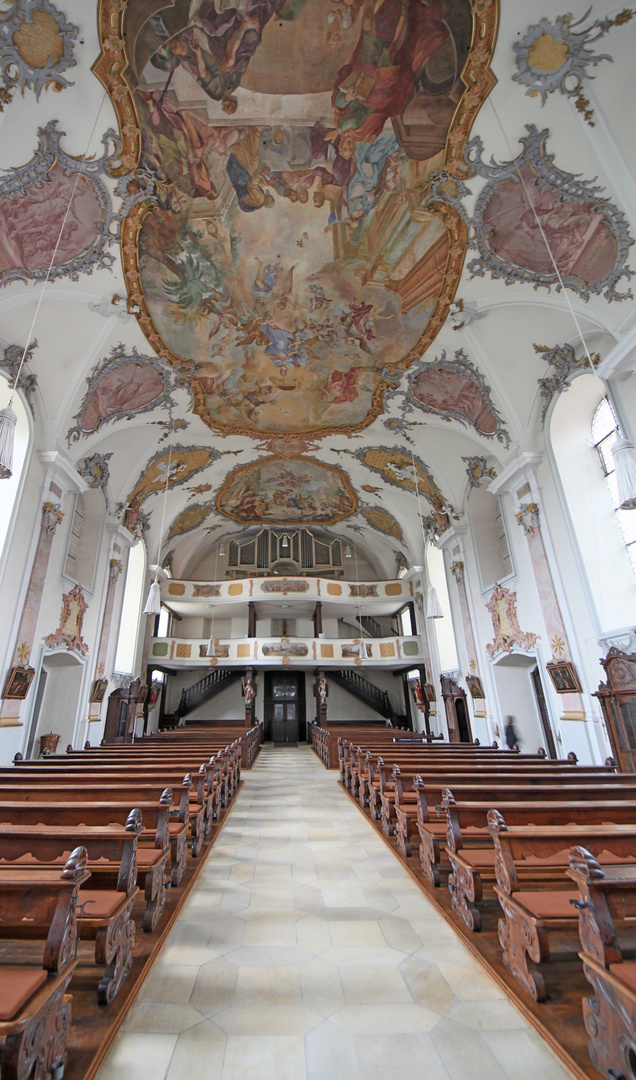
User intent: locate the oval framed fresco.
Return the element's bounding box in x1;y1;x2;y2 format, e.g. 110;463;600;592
95;0;498;438
216;457;357;525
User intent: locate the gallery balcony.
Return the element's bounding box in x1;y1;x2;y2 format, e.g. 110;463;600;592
148;634;424;670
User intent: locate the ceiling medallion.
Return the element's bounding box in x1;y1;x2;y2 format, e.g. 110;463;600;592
94;0;498;440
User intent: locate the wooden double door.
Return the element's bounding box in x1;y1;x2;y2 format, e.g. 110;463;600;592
265;671;305;744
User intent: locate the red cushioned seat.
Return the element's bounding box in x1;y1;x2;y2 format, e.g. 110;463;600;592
136;849;164;867
0;967;47;1021
168;823;186;834
513;891;579;919
455;849;497;867
77;890;124;919
609;961;636;991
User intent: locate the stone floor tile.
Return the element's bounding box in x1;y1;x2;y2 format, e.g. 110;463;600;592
305;1019;364;1080
222;1035;306;1080
137;964;199;1004
299;957;345;1018
96;1034;178;1080
189;955;238;1017
339;965;412;1004
356;1032;451;1080
481;1029;576;1080
431;1018;510;1080
213;1004;321;1035
234;965;301;1005
331;1002;440;1034
166;1021;226;1080
122;1002;203;1034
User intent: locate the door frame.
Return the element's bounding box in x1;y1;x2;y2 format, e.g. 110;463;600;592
263;669;306;742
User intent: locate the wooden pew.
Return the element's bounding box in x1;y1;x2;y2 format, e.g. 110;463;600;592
0;797;171;932
487;812;636;1002
0;847;88;1080
0;817;141;1004
567;845;636;1080
1;768;205;863
0;781;191;887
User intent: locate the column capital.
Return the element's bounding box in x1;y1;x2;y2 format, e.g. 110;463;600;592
436;523;468;550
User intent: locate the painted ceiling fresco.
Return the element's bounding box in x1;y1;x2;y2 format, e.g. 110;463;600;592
97;0;498;439
217;457;357;525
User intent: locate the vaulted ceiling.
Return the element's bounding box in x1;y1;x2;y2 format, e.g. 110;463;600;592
1;0;634;579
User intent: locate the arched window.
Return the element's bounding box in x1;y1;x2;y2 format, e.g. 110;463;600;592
113;542;147;675
0;379;30;575
591;397;636;573
550;373;636;633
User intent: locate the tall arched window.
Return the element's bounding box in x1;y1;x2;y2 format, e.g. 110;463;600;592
591;396;636;573
113;542;147;675
550;373;636;633
0;379;31;578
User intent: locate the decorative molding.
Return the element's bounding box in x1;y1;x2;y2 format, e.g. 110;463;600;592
450;561;465;584
488;453;543;496
67;344;193;444
109;559;123;582
0;340;37;411
448;299;488;331
77;453;112;493
126;445;221;512
463;456;497;489
358;505;404;542
0;0;78;106
486;583;539;658
216;457;358;527
515;502;541;535
513;9;635;124
385;349;510;446
428;125;633;303
0;122;142;288
38;450;87;496
535;342;601;422
44;584;88;655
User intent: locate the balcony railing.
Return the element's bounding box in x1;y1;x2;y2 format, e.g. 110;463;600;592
149;635;423;668
160;575;414;607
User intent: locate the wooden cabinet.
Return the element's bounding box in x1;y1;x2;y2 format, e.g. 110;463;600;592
594;649;636;772
441;675;472;743
102;679;141;745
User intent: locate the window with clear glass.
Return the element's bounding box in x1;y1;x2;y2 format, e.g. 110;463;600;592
592;397;636;573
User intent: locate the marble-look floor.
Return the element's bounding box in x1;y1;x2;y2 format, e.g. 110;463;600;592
96;745;575;1080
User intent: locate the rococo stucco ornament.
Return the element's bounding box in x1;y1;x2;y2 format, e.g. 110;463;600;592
384;350;510;447
516;502;541;535
425;125;633;303
0;0;78;106
513;9;635;125
41;501;64;536
0;122;155;288
535;341;601;422
0;340;38;412
463;456;497;489
486;583;539;658
450;561;465;584
77;453;112;493
44;584;89;655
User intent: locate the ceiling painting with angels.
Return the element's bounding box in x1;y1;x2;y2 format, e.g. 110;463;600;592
99;0;497;439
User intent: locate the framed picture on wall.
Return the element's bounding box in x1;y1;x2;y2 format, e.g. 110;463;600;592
90;678;108;703
4;666;36;700
466;675;485;699
424;683;437;703
546;660;582;694
137;684;149;706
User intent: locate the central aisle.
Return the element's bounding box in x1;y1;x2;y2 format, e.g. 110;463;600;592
97;745;573;1080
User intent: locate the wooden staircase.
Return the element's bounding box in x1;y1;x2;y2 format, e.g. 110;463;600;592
176;668;244;722
330;669;395;723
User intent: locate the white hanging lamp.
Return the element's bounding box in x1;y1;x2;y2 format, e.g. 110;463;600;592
612;438;636;510
143;581;162;615
427;585;444;619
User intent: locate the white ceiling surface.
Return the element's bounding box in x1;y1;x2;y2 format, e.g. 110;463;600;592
0;0;634;578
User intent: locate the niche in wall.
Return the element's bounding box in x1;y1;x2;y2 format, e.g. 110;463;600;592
469;484;513;591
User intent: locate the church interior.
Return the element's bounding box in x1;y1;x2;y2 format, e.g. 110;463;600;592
1;0;636;1077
